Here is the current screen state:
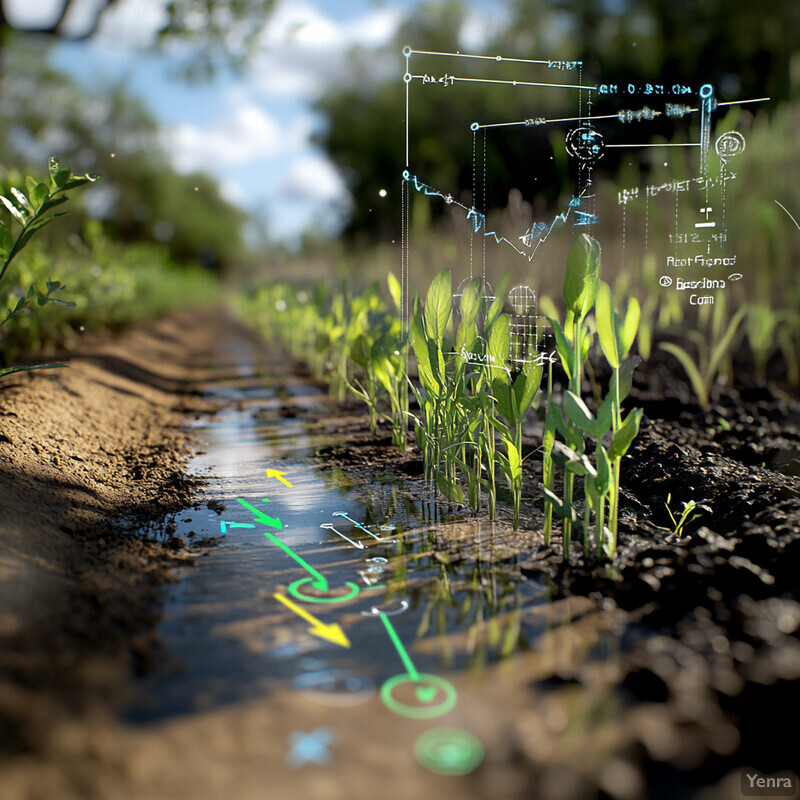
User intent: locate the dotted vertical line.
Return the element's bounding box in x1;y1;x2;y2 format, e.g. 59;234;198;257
622;202;626;273
470;129;476;280
674;188;680;258
482;127;487;287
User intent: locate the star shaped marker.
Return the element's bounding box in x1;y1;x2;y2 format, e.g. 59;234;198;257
286;727;335;768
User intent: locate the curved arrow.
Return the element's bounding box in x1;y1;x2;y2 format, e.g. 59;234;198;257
274;593;350;648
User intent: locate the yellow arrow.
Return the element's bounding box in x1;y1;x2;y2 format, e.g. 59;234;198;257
273;593;351;648
265;468;293;488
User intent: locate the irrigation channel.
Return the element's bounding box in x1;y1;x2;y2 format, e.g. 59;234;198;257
126;320;628;798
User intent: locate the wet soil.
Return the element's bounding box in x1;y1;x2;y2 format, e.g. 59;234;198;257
311;350;800;798
2;310;799;800
0;310;214;759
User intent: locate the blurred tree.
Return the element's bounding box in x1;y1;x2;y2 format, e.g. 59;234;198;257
0;34;246;269
315;0;568;242
0;0;276;77
315;0;799;241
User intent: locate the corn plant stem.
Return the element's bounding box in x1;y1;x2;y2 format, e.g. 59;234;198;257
512;419;523;529
608;367;623;556
582;491;591;558
562;315;583;560
543;363;554;547
595;493;606;558
486;415;496;520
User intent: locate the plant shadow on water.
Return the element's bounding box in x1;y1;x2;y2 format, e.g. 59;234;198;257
125;332;620;730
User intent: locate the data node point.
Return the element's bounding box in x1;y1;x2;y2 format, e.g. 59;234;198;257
402;46;412;57
699;83;713;98
470;122;480;131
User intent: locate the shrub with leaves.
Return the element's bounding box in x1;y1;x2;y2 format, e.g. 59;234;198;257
0;157;98;378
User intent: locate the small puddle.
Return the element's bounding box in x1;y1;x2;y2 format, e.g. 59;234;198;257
127;327;621;753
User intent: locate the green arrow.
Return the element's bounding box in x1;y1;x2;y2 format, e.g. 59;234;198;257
237;497;328;591
379;611;420;682
262;530;328;591
237;498;282;529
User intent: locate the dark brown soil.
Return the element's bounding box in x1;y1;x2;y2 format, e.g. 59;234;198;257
310;350;800;798
2;310;798;800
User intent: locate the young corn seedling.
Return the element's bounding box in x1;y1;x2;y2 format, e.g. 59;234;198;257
545;234;600;558
0;158;97;378
662;493;712;539
492;354;543;529
658;304;746;407
594;280;643;556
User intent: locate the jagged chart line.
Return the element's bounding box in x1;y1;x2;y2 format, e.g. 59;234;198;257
403;171;589;262
402;45;769;332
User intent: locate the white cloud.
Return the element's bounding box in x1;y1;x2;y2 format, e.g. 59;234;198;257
94;0;168;47
278;154;346;204
253;1;402;98
219;179;246;206
166;102;309;173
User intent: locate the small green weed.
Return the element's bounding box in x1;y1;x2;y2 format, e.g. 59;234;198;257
0;158;98;378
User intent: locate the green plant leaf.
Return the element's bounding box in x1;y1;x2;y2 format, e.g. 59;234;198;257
492;375;514;424
505;439;522;481
563;233;600;321
487;313;510;370
543;487;576;522
620;296;641;357
459;278;482;327
424;268;451;344
53;167;72;189
513;358;543;420
658;341;708;406
617;355;642;404
707;306;746;382
30;182;50;212
595;444;612;495
435;472;464;505
387;271;402;312
547;316;573;380
597;394;614;436
564;390;596;437
10;188;33;215
0;195;25;224
609;407;643;459
409;297;435;389
485;288;505;330
551;439;581;467
595;280;620;369
0;363;66;379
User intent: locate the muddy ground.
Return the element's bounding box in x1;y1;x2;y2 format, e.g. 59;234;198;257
1;309;799;800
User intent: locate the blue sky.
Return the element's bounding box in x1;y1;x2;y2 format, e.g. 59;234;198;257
27;0;506;245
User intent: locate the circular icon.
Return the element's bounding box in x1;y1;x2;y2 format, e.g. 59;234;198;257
360;600;410;618
293;669;376;707
659;276;672;287
381;673;458;719
715;131;745;162
288;577;360;604
565;127;605;162
414;728;484;775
